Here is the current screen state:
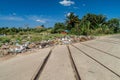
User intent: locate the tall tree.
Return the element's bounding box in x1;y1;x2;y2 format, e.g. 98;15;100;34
108;18;120;33
81;13;106;29
66;12;80;30
52;22;65;33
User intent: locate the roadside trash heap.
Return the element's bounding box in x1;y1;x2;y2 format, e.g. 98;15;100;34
9;41;30;54
0;44;9;57
0;35;94;57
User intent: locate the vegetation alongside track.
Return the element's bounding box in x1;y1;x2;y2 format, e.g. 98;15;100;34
0;13;120;44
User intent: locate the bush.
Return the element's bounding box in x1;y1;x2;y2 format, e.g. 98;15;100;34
0;37;10;43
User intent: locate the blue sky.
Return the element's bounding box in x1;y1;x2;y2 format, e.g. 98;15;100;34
0;0;120;28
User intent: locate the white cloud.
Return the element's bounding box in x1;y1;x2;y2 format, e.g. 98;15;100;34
36;19;46;23
64;12;71;17
66;12;71;16
65;12;77;17
0;15;24;21
0;14;49;23
59;0;75;6
26;15;48;23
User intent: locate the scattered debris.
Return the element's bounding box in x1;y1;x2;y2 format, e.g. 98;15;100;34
0;35;94;57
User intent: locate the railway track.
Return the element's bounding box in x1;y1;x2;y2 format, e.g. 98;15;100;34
106;39;120;43
67;45;81;80
71;44;120;78
25;40;120;80
31;47;54;80
1;37;120;80
96;39;120;45
80;43;120;60
31;45;81;80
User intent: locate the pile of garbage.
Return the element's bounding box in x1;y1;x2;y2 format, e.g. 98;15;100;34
0;35;94;57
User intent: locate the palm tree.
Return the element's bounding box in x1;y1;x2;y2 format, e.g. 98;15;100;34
108;18;120;33
66;12;80;30
81;13;106;29
65;12;81;35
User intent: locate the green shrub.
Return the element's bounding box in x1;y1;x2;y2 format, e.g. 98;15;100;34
0;37;10;43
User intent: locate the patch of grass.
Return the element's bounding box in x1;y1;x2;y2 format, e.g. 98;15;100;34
0;37;10;43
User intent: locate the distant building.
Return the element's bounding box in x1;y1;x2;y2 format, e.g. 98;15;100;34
61;30;69;34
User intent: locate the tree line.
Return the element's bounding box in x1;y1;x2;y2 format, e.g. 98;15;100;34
0;13;120;35
52;13;120;35
0;26;47;35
